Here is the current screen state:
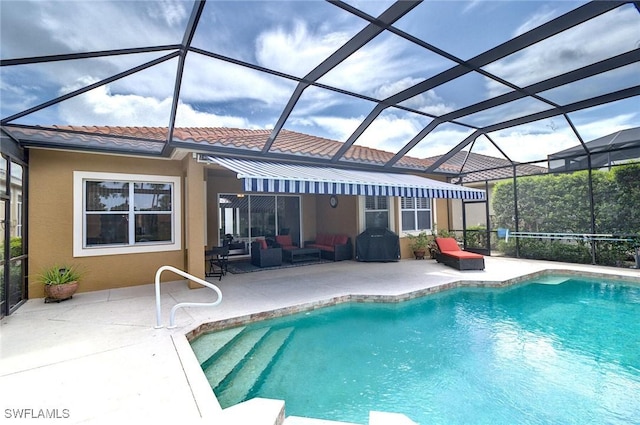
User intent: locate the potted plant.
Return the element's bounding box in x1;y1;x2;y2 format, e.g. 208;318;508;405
40;264;81;303
406;231;432;259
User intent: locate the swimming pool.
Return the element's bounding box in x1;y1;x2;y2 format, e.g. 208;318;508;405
190;275;640;424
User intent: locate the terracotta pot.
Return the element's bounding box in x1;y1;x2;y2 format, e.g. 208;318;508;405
413;249;426;260
44;281;79;302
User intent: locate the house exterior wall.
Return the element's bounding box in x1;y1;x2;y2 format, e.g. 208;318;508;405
314;194;358;242
28;150;185;298
28;150;462;298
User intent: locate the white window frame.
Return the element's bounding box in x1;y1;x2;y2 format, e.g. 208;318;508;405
73;171;182;257
399;196;433;235
358;195;395;233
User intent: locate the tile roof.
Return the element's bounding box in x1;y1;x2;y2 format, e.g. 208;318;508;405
8;125;454;172
426;151;547;183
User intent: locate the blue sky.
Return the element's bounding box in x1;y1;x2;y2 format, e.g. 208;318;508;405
1;0;639;163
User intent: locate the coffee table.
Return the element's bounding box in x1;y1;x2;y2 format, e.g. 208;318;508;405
283;247;321;263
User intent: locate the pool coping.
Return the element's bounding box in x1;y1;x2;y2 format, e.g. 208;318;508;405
184;268;640;340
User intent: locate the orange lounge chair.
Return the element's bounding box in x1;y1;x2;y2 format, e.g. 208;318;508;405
434;237;485;270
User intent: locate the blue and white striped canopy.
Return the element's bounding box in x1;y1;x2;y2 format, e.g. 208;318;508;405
203;156;485;200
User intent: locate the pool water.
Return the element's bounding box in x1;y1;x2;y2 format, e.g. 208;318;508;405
198;277;640;424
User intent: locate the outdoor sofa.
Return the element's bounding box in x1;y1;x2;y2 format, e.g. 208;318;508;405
434;237;485;270
304;233;353;261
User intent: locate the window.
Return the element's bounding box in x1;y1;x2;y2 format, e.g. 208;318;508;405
364;195;389;229
74;172;181;257
401;197;432;232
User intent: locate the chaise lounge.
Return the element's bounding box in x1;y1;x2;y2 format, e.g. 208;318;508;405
434;237;485;270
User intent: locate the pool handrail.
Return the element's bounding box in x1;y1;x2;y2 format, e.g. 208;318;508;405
154;265;222;329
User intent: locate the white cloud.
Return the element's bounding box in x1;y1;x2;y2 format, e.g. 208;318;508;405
356;115;424;151
513;6;558;36
462;0;483;15
146;0;189;28
374;77;422;99
36;1;184;54
255;20;350;76
486;127;578;163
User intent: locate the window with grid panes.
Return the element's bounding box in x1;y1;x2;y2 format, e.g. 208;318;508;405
74;171;181;257
401;197;432;232
364;196;389;229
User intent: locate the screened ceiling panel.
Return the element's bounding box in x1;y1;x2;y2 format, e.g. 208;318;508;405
191;0;369;79
482;4;640;88
284;85;376;141
1;0;638;178
392;0;586;60
398;71;514;115
0;51;176;121
175;53;297;129
0;0;190;59
539;64;640;106
316;30;456;99
458;97;556;128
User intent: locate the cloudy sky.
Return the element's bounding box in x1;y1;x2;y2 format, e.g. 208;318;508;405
1;0;639;163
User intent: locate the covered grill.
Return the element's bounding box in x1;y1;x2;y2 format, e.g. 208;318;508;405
355;228;400;262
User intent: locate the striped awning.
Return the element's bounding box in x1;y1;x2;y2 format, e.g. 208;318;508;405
201;156;485;200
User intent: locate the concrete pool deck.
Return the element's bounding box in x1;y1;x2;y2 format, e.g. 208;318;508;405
2;257;639;424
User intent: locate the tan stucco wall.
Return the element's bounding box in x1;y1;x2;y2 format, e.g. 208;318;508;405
28;150;185;298
184;158;206;288
314;194;358;241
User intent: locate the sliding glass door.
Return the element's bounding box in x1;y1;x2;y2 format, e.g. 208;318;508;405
218;194;301;252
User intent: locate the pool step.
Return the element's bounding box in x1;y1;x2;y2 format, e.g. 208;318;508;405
190;326;245;365
533;276;571;285
203;327;270;390
217;327;295;407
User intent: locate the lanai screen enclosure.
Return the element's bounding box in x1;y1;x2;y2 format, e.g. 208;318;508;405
1;0;639;314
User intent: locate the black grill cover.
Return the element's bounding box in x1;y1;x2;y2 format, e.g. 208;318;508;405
356;227;400;262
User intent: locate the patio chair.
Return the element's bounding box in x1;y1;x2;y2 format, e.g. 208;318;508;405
250;240;282;268
434;237;485;270
205;246;229;280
